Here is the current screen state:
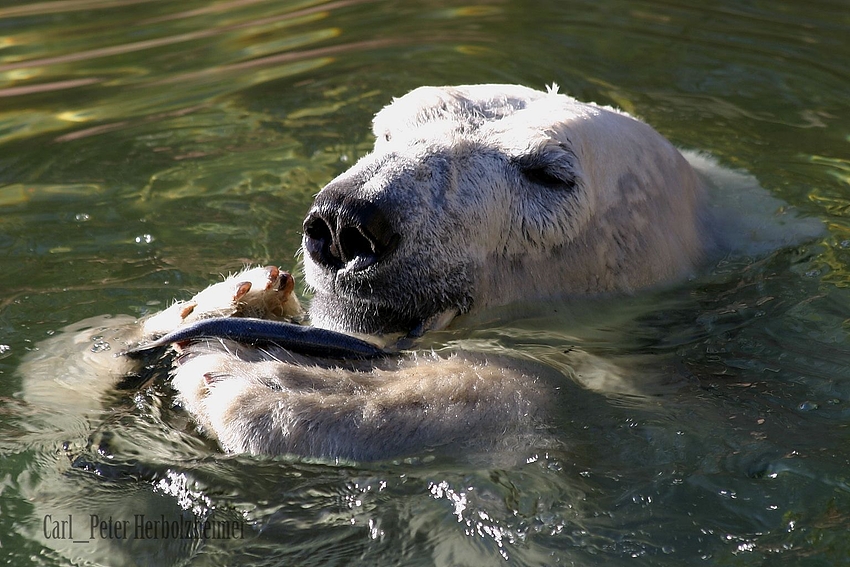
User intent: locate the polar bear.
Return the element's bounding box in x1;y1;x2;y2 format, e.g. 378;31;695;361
23;84;812;462
161;84;711;460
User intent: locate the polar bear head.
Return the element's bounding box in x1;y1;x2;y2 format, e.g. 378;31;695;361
302;84;706;335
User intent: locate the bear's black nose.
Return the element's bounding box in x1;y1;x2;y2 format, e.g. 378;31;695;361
303;193;400;272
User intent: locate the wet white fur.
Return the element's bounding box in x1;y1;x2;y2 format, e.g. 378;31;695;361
173;342;549;461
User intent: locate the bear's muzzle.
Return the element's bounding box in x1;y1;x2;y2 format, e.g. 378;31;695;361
303;189;401;273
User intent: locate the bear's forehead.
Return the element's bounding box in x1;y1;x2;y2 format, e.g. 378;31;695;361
372;86;611;160
380;84;545;123
374;85;602;129
372;105;604;166
370;123;545;165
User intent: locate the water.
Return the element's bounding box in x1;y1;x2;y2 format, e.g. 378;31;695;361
1;0;849;564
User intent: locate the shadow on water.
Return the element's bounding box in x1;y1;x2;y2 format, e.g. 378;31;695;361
1;0;849;565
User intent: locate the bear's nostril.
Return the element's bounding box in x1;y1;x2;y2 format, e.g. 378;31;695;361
303;214;342;270
338;226;377;270
304;216;331;242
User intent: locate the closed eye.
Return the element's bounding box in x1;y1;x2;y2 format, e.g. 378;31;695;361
521;166;567;189
514;146;577;191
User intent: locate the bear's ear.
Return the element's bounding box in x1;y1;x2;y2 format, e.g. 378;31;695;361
513;142;579;191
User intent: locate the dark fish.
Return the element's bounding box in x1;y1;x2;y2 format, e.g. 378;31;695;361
122;317;386;359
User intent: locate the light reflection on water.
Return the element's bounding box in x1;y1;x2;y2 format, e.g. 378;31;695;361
1;0;849;565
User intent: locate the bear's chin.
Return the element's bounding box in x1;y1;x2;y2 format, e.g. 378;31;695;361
308;291;458;337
